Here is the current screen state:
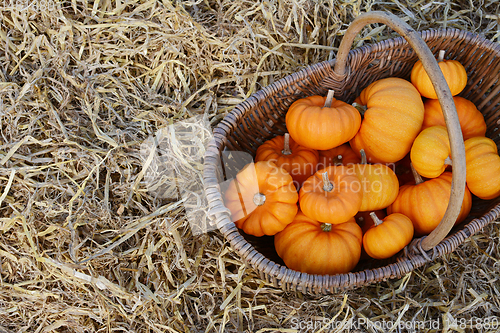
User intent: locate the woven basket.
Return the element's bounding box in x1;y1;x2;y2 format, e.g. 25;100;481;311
203;12;500;293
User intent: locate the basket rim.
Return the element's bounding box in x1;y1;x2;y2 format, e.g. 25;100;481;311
203;27;500;294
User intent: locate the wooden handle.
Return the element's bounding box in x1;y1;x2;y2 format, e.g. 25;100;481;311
334;12;466;251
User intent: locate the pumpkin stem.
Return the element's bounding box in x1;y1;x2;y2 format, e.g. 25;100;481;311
324;90;335;108
322;171;334;192
321;223;332;232
282;133;292;155
444;156;452;166
352;102;367;116
410;163;424;185
253;193;266;206
370;212;383;227
438;50;445;62
360;149;367;165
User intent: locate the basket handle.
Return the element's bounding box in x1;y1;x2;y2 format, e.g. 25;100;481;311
333;11;466;251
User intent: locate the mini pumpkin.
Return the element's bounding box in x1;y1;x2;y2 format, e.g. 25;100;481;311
422;97;486;140
388;167;472;236
349;78;425;163
464;137;500;200
362;212;414;260
317;143;361;170
348;149;399;211
255;133;319;186
224;161;298;237
299;166;362;224
274;211;362;275
410;126;452;178
411;50;467;99
286;90;361;150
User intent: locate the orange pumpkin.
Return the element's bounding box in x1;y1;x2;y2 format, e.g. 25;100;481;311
317;143;361;170
299;166;362;224
349;78;425;163
422;97;486;140
387;168;472;236
410;126;452;178
348;150;399;211
355;210;386;234
274;211;362;275
362;212;414;260
286;90;361;150
464;137;500;200
224;161;298;236
255;133;319;186
411;50;467;99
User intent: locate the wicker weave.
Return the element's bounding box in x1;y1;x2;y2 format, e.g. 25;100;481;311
203;27;500;293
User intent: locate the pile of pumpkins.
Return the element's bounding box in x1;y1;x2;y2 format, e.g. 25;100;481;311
224;51;500;276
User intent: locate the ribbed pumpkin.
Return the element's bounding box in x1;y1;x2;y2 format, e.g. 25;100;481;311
348;150;399;211
388;168;472;236
286;90;361;150
464;137;500;200
363;212;414;260
318;143;361;170
299;166;362;224
411;50;467;99
274;211;362;275
422;97;486;140
224;161;298;237
349;78;425;163
255;133;319;186
410;126;452;178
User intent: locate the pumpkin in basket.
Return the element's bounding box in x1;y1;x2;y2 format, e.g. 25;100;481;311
347;149;399;211
363;212;414;260
255;133;319;186
274;211;362;275
422;97;486;140
224;161;298;237
411;50;467;99
285;90;361;150
410;126;452;178
349;77;425;163
317;143;361;169
464;137;500;200
299;166;362;224
388;167;472;236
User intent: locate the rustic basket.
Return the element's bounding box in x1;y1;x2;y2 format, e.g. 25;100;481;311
203;11;500;293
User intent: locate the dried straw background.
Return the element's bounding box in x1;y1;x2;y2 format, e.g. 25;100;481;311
1;0;500;332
